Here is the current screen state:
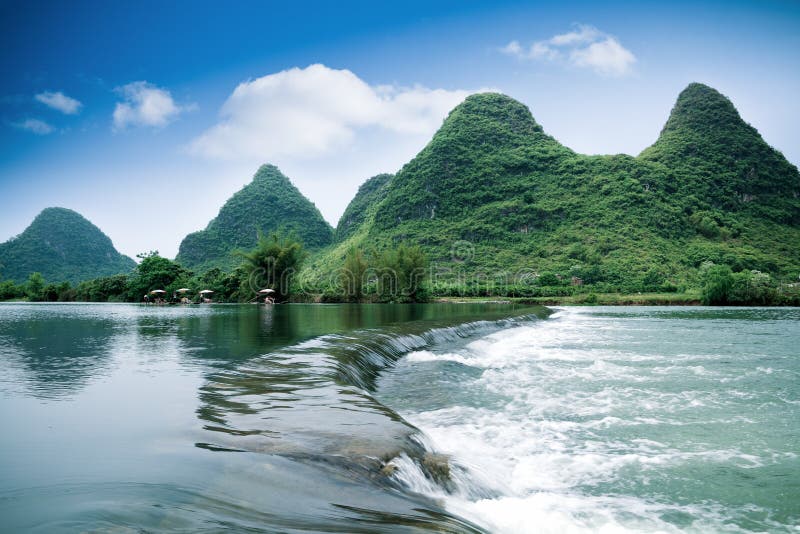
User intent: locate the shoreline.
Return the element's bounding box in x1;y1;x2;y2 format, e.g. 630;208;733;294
432;292;704;306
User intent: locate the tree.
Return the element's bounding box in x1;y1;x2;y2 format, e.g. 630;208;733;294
187;267;245;303
728;270;777;305
340;246;368;301
700;262;733;305
76;274;128;302
537;272;562;287
25;272;45;302
0;279;23;301
371;243;427;302
127;251;191;301
237;233;306;302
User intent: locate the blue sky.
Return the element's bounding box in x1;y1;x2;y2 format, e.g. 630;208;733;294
1;0;799;260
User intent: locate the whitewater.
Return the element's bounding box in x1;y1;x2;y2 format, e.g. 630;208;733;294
377;307;800;533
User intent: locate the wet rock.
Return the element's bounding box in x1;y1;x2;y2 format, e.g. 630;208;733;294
422;453;451;483
379;462;397;477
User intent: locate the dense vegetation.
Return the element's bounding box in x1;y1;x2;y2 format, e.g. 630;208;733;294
334;173;393;242
0;235;308;304
0;207;135;284
175;164;333;272
3;84;798;306
304;84;800;301
237;232;306;302
331;243;428;303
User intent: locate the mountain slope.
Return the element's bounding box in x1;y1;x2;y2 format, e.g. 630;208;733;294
334;173;393;243
0;207;135;284
639;83;800;224
308;86;800;289
176;164;333;271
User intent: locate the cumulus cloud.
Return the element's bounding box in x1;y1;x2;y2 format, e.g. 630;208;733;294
189;64;480;160
12;118;55;135
501;24;636;76
35;91;82;114
112;81;189;130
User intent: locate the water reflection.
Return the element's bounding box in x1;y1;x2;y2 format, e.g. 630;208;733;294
0;302;541;533
193;304;547;468
0;304;118;398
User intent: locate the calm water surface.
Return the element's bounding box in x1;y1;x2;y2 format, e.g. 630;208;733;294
0;304;797;533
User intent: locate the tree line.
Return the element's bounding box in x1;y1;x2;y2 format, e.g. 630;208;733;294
3;232;799;305
0;234;432;304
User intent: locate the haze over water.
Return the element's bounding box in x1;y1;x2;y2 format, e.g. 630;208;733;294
0;303;798;532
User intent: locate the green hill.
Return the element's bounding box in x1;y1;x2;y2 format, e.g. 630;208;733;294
639;83;799;224
334;173;393;243
0;207;135;284
306;85;800;291
176;164;333;271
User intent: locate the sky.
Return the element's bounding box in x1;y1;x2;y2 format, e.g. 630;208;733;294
1;0;799;260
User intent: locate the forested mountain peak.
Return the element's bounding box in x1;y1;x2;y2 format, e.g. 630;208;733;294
660;83;747;135
175;164;333;271
640;83;800;222
0;207;135;284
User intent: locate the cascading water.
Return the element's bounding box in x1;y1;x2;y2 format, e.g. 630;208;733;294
376;307;800;533
1;303;797;533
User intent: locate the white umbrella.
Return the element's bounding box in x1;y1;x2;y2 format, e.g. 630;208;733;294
199;289;214;294
150;289;166;294
176;288;191;293
258;288;276;294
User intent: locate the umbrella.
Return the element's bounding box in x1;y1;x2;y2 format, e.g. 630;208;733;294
258;289;276;294
176;288;191;293
150;289;166;294
199;289;214;294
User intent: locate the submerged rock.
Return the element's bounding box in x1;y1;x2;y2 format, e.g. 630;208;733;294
422;453;451;484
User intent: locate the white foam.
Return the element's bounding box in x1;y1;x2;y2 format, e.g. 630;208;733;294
390;307;788;533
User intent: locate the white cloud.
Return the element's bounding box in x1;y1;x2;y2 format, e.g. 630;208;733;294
501;24;636;76
570;37;637;76
549;25;601;46
112;81;188;130
501;41;523;56
189;64;480;160
35;91;82;114
13;118;55;135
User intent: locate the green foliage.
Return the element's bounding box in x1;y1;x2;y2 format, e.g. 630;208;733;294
305;85;800;295
728;270;779;305
335;173;393;242
700;263;733;305
700;262;781;305
640;83;800;225
237;232;306;302
176;165;332;271
536;273;563;287
75;274;129;302
340;246;368;301
127;251;191;301
370;244;428;302
0;279;24;300
0;207;135;284
25;272;45;302
187;267;244;303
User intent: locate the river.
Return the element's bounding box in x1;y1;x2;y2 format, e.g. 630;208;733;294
0;303;797;532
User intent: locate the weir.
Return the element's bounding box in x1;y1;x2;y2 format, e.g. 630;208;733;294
194;307;550;483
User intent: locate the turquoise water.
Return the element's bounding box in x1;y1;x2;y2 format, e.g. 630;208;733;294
0;304;797;532
378;307;800;532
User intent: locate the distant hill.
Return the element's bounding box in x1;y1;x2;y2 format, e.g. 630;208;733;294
308;85;800;288
176;164;333;271
0;207;135;284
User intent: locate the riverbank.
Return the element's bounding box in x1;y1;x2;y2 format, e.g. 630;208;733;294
433;291;703;306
